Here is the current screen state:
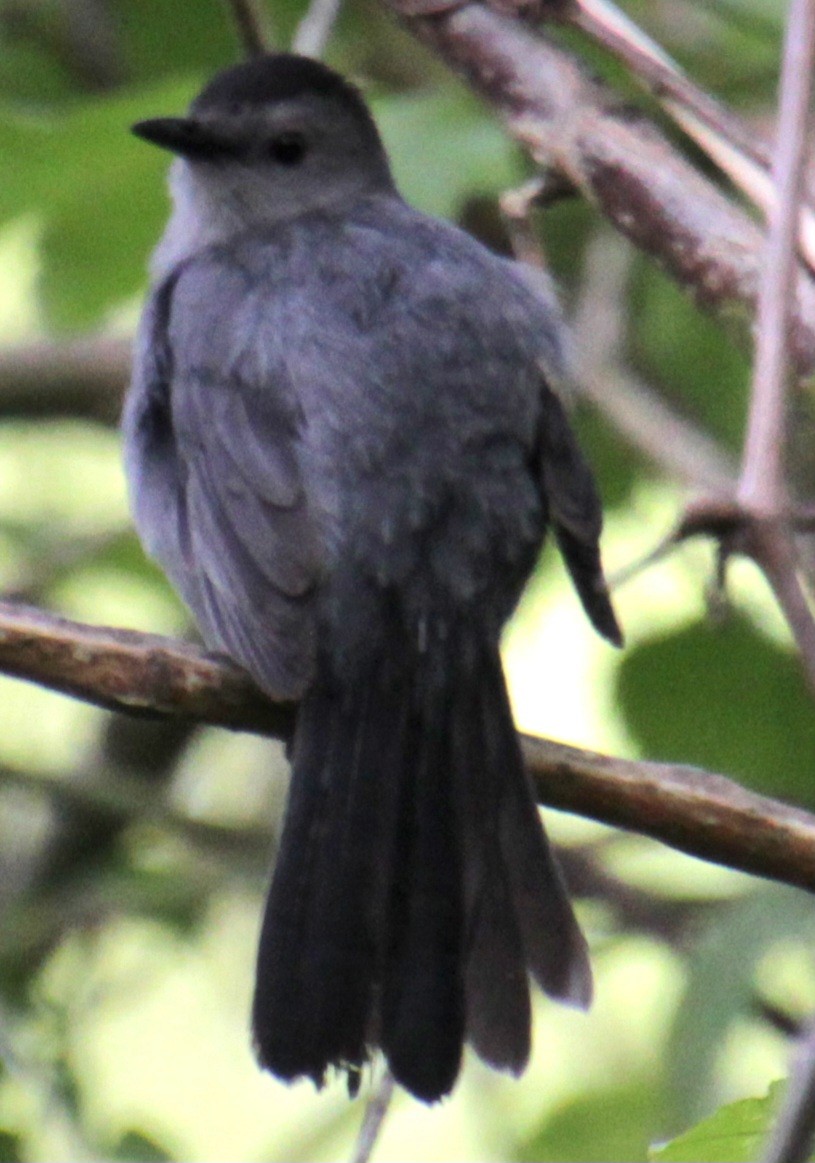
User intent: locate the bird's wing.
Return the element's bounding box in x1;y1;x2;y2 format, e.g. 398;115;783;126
126;252;322;700
537;381;622;646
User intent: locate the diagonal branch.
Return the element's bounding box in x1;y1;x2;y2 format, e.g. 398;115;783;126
524;734;815;893
1;600;814;893
382;0;815;382
763;1014;815;1163
569;0;771;173
292;0;344;57
222;0;271;56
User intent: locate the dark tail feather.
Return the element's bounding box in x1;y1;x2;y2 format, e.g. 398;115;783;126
252;640;591;1103
454;674;531;1075
252;676;406;1085
381;685;466;1101
479;647;593;1008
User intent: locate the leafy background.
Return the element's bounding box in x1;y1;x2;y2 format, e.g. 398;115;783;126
0;0;812;1160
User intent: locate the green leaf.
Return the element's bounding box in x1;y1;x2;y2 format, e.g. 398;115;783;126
516;1078;662;1162
616;614;815;805
651;1082;784;1162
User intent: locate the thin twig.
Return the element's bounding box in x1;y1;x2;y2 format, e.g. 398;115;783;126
746;523;815;696
222;0;270;56
738;0;815;516
569;0;815;272
727;0;815;696
350;1072;395;1163
1;601;815;893
606;527;685;592
572;0;770;171
763;1016;815;1163
292;0;343;57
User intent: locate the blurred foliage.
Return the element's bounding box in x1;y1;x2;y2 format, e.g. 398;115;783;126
0;0;812;1161
516;1075;663;1162
618;615;815;805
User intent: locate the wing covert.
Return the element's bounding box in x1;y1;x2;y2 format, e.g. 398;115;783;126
130;254;323;700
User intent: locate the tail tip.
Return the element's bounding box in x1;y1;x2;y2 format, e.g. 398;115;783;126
538;942;594;1012
586;586;624;648
564;956;594;1010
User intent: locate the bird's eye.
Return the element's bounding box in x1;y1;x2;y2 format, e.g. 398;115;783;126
267;132;308;165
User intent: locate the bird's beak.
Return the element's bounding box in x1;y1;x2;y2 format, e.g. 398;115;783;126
131;117;237;160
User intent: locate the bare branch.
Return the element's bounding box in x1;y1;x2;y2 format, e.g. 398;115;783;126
0;336;129;423
763;1015;815;1163
222;0;271;56
351;1072;395;1163
292;0;344;57
524;734;815;893
1;600;814;894
570;0;770;172
738;0;815;516
745;522;815;698
0;599;295;739
667;501;815;696
382;0;815;381
568;0;815;273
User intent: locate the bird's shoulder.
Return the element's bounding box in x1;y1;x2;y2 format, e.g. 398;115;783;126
343;195;570;374
164;196;563;367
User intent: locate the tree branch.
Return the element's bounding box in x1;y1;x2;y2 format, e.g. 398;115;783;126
763;1014;815;1163
222;0;271;56
0;336;128;423
383;0;815;381
292;0;344;57
524;734;815;893
351;1072;396;1163
738;0;815;516
0;599;295;738
1;600;814;894
569;0;771;173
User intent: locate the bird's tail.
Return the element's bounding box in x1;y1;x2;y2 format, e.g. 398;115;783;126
251;638;591;1103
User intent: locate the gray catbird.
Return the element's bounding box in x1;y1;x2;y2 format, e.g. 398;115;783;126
124;52;621;1104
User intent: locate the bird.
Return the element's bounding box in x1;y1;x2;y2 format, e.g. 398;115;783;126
124;50;622;1104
